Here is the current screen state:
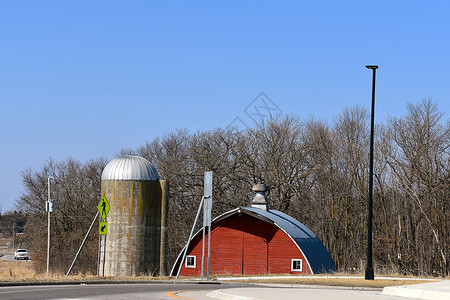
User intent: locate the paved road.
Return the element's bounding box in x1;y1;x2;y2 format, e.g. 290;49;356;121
183;286;419;300
0;283;233;300
0;284;421;300
1;281;448;300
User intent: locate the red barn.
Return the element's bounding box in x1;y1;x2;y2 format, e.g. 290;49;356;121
170;185;336;276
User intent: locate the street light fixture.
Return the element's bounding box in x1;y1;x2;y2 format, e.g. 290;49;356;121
365;65;378;280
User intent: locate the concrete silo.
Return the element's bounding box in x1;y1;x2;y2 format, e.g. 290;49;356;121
100;155;169;276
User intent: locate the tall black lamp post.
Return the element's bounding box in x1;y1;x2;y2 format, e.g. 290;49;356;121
365;65;378;280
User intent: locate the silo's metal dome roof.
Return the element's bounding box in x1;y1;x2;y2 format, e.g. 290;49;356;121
101;155;159;181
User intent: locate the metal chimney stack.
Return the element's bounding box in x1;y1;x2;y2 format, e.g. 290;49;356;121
251;183;269;211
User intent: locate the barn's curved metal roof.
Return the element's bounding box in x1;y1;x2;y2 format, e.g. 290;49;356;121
101;155;159;181
170;207;336;275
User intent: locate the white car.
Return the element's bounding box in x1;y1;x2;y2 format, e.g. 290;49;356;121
14;249;29;260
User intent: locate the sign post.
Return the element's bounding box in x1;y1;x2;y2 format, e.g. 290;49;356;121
97;195;110;277
201;171;213;281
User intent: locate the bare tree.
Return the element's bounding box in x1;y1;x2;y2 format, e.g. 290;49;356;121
18;157;107;274
243;115;312;213
384;99;449;275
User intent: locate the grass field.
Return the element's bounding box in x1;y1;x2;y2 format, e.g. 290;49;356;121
0;261;36;281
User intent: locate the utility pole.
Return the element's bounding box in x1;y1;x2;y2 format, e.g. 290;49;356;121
46;177;54;275
365;65;378;280
12;222;15;249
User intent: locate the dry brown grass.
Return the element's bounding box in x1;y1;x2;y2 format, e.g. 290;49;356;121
0;237;12;244
0;261;37;281
0;237;37;282
0;261;176;283
241;277;435;289
212;272;443;289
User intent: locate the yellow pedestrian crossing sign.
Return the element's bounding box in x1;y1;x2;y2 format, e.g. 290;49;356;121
99;222;107;235
97;195;110;221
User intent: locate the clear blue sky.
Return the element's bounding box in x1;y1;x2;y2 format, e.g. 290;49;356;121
1;1;449;212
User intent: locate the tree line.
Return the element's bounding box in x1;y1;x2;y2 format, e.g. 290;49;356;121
17;99;449;276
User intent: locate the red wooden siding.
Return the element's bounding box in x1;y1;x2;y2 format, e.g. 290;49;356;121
178;213;311;276
210;214;243;274
268;228;311;274
242;216;271;274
